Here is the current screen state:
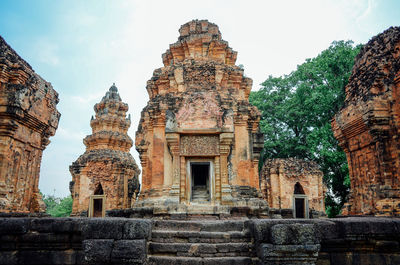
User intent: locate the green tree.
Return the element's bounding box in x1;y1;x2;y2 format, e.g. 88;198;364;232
250;41;361;217
42;193;73;217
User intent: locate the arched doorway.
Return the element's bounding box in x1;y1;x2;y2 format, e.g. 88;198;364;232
89;183;106;217
293;182;309;218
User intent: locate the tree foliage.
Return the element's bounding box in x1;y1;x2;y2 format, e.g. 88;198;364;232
250;41;361;217
42;193;73;217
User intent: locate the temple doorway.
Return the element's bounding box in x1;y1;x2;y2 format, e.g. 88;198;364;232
190;162;211;202
293;182;309;218
89;184;106;217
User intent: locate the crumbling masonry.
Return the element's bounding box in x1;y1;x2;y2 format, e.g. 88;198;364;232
332;26;400;216
261;158;326;218
0;36;60;213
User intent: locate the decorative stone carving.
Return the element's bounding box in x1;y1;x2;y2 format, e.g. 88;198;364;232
70;84;140;216
180;135;219;156
0;36;60;213
135;20;265;213
332;27;400;217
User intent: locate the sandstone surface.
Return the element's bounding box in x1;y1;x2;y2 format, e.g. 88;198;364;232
0;36;60;213
332;27;400;216
70;84;140;216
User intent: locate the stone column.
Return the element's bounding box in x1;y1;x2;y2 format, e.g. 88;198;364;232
152;116;165;195
180;156;186;202
166;133;180;202
220;133;233;205
214;156;221;202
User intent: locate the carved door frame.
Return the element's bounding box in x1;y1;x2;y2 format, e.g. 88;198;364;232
186;158;215;204
88;195;106;217
292;194;309;219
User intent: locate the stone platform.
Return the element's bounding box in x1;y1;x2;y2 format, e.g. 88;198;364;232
1;216;400;264
106;204;269;220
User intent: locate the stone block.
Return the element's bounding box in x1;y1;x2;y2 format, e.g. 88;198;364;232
270;223;319;245
147;256;203;265
19;232;71;250
17;250;76;265
202;257;254;265
0;218;29;235
30;218;59;232
258;243;320;265
82;239;113;265
111;239;146;264
122;219;151;239
80;218;125;239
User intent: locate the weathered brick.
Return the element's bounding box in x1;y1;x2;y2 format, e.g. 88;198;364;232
332;26;400;217
0;36;60;213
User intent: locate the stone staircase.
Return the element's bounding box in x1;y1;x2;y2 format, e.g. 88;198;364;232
147;219;260;265
192;186;210;202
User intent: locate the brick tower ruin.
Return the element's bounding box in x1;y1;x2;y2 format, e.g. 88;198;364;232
332;27;400;216
135;20;266;215
0;36;60;213
261;158;326;218
70;84;140;217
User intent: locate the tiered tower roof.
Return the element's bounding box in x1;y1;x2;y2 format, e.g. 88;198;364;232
84;83;133;152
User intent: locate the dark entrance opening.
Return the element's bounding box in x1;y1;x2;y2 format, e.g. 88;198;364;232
91;184;104;217
93;198;103;217
191;163;210;202
293;182;307;218
295;198;305;218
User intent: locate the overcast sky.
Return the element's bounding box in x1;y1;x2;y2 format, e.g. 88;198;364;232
1;0;399;197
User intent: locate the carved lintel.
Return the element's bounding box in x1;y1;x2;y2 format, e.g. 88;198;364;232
180;135;219;156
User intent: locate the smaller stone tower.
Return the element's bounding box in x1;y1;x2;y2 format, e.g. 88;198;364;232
261;158;326;218
70;84;140;217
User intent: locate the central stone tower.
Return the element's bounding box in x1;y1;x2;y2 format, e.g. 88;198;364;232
135;20;266;214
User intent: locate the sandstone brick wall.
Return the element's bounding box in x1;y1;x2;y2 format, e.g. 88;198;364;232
0;36;60;213
332;27;400;216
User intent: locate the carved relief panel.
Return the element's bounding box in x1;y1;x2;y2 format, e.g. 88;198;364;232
180;135;220;156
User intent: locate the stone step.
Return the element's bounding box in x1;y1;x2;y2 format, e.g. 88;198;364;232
150;230;251;243
192;196;209;200
149;242;254;257
147;256;259;265
152;220;246;232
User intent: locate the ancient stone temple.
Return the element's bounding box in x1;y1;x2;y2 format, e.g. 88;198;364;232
135;20;265;214
260;158;325;218
0;36;60;213
332;27;400;217
70;84;140;217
